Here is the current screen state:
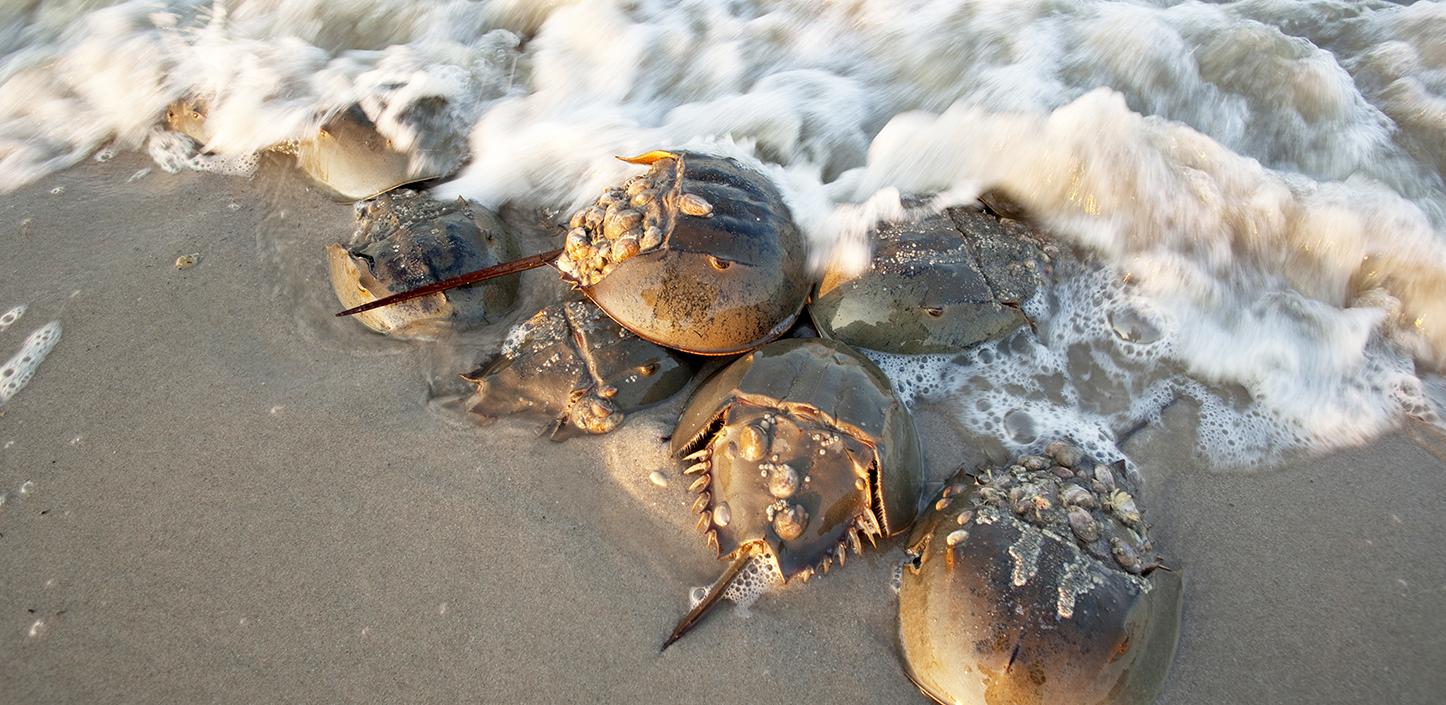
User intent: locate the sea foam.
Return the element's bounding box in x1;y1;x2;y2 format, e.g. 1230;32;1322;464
0;320;61;406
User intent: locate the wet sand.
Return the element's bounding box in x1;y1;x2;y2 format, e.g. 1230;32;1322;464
1;154;1443;704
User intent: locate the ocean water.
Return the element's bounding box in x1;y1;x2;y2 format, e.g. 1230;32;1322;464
1;0;1443;467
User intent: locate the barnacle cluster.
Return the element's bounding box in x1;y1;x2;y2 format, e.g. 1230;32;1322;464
900;440;1181;704
940;440;1162;579
556;153;714;287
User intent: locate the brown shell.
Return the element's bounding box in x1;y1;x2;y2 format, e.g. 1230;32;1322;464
297;107;448;202
567;151;810;356
672;338;924;577
326;190;519;339
462;300;695;439
811;207;1047;354
163;99;452;201
164;98;213;145
898;447;1182;705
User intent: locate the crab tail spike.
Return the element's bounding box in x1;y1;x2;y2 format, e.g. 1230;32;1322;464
682;448;710;462
618;150;677;166
335;247;563;318
661;551;752;652
683;461;710;476
835;543;847;568
687;474;711;493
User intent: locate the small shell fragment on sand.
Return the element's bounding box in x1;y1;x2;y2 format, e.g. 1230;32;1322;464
175;254;200;270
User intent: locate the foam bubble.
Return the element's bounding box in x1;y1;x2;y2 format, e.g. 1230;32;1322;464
688;555;783;615
145;128;258;177
0;304;24;331
889;561;905;596
0;321;62;405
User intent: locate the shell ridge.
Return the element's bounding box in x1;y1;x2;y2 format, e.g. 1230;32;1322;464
561;302;610;393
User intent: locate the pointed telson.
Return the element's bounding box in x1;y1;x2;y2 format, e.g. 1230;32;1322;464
335;247;562;318
660;551;752;652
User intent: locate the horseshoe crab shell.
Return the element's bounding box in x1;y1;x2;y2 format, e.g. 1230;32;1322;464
164;97;213;145
296;106;452;202
560;150;810;356
163;99;451;201
663;338;923;647
462;299;696;439
898;443;1182;705
327;190;519;339
811;207;1050;354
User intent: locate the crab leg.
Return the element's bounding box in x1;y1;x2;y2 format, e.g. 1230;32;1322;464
660;550;754;652
335;247;563;318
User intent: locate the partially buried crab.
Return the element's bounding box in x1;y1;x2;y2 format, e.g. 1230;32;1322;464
166;99;454;200
898;441;1182;705
662;337;924;648
461;299;696;439
811;206;1051;354
327;189;519;339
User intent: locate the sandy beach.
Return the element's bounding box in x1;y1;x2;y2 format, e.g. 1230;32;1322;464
2;154;1444;705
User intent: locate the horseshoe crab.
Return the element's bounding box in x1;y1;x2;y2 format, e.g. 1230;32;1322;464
164;98;213;145
462;299;696;439
164;100;451;200
295;106;454;201
663;337;923;648
811;207;1052;354
556;149;810;355
898;441;1182;705
327;189;519;339
337;150;810;357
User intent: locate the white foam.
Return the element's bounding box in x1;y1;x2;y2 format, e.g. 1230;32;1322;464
870;261;1429;467
0;1;524;187
0;304;23;331
687;554;783;615
0;321;61;405
145;128;258;176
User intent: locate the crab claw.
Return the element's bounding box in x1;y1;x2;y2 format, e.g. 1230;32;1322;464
660;551;753;652
616;150;678;166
